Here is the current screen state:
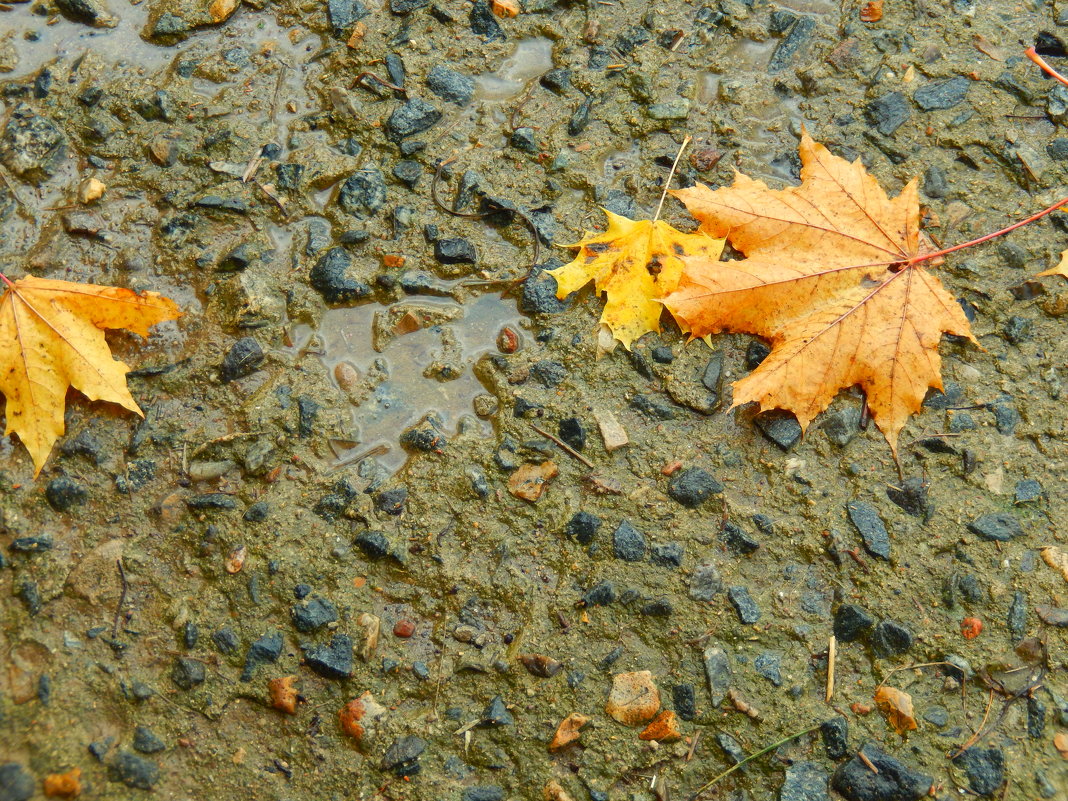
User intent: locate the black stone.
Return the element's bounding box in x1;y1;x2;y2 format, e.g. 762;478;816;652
557;417;586;450
866;92;911;136
728;586;761;624
886;478;930;519
673;683;696;720
510;127;537;153
171;657;205;689
390;0;427;13
292;596;338;632
303;634;353;679
565;511;601;545
380;735;427;775
327;0;369;36
870;620;913;657
480;695;514;726
185;493;237;510
650;542;684;568
642;598;673;616
1028;697;1046;739
583;580;616;606
531;360;566;387
667;467;723;507
756;410;803;450
244;501;269;523
721;521;760;554
297;395;319;438
211;627;239;654
310;247;372;304
0;104;66;184
392;159;422;188
540;68;571;94
821;717;849;760
967;513;1022;542
833;604;874;643
400;418;446;451
832;743;932;801
55;0;111;25
768;16;815;73
434;237;477;264
109;751;159;790
241;630;283;680
521;259;572;315
952;748;1004;797
386;99;442;141
614;25;651;55
754;651;782;685
9;535;52;553
385;53;405;87
376;488;407;515
469;0;504;40
275;162;304;190
133;725;166;754
0;763;33;801
613;520;646;562
220;337;263;382
356;530;392;560
1047;138;1068;161
426;65;474;104
914;77;970;111
568;96;595;136
846;500;891;559
338;167;388;217
1007;590;1028;641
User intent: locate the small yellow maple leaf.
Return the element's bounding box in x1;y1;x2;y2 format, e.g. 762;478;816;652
0;275;182;477
546;210;725;350
665;132;977;455
1037;248;1068;280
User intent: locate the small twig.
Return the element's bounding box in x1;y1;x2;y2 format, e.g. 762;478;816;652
857;749;880;774
112;559;129;638
352;72;406;94
188;431;266;460
653;135;692;222
691;724;820;799
530;422;594;468
686;730;701;762
826;635;836;703
509;81;539;131
874;661;958;691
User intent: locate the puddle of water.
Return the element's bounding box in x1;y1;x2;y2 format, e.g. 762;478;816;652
476;37;553;102
293;292;524;472
1;1;162;79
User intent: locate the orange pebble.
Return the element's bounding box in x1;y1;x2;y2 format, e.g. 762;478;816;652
960;617;983;639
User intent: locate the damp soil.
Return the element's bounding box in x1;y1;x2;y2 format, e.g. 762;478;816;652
2;1;1068;800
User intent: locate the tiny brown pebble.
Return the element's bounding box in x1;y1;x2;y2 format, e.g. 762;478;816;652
393;619;415;638
224;544;246;574
496;326;520;353
639;709;682;742
382;254;406;268
269;675;300;715
548;712;590;752
519;653;563;678
689;147;723;172
850;701;872;715
43;768;82;798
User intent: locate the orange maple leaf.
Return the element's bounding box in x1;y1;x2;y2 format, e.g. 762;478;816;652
547;210;724;350
0;275;182;477
664;133;978;456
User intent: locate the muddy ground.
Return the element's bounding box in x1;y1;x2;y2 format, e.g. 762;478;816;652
2;0;1068;799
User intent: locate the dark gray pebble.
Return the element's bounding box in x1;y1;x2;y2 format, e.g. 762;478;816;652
952;747;1004;797
650;542;684;568
379;735;426;775
171;656;205;690
434;237;476;264
754;651;782;685
582;580;615;606
721;521;760;554
667;467;723;508
386;98;442;141
109;751;159;790
302;634;353;679
292;596;338;632
831;743;931;801
689;562;722;601
870;620;913;657
220;337;263;382
672;683;696;720
727;586;761;624
132;725;165;754
0;763;34;801
426;65;474;104
565;511;600;545
755;410;802;450
967;512;1022;541
45;475;87;512
846;500;891;559
914;76;970;111
612;520;646;562
480;695;514;726
820;716;849;760
833;604;874;642
780;761;830;801
462;787;504;801
310;247;372;304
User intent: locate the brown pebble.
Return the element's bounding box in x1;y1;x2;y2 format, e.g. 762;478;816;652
393;619;415;638
518;653;563;678
497;326;520;353
605;670;660;726
638;709;682;742
548;712;590;752
268;675;300;715
508;461;558;502
43;768;82;798
339;691;387;745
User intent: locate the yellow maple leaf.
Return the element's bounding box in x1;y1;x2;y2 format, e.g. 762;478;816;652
547;210;725;350
1037;248;1068;280
0;275;182;477
874;685;918;735
664;132;977;455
